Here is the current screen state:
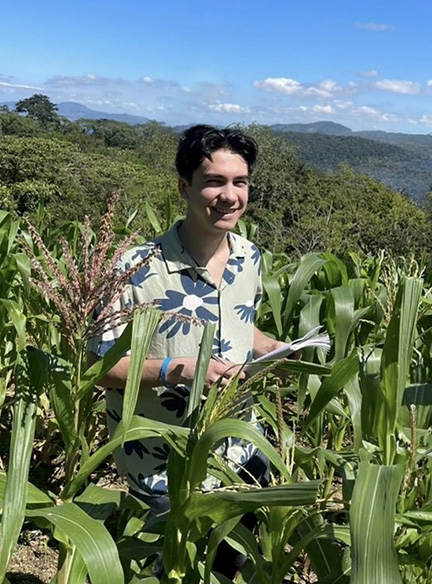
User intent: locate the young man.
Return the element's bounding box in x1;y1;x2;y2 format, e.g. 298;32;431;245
88;124;287;498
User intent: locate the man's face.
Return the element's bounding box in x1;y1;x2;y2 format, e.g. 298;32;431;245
179;149;249;235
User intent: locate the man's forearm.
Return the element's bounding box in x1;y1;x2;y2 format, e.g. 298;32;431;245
87;352;165;390
87;351;244;391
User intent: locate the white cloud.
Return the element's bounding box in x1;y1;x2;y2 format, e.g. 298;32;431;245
373;79;420;95
254;77;342;98
357;69;379;78
253;77;302;95
307;80;342;98
357;106;380;115
334;100;355;110
312;104;334;114
45;74;129;88
288;104;334;115
139;76;179;89
207;102;250;114
0;81;43;91
419;115;432;126
82;98;114;107
355;22;394;32
427;80;432;87
319;80;341;93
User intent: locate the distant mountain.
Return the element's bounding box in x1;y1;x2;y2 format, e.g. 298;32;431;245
56;102;151;125
171;124;201;134
271;121;352;135
0;100;151;125
0;101;17;110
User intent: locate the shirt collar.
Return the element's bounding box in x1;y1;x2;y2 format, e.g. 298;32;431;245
159;221;246;274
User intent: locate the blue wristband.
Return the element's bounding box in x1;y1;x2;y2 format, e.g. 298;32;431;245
160;357;174;388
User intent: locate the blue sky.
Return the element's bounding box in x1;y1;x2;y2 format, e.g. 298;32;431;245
1;0;432;133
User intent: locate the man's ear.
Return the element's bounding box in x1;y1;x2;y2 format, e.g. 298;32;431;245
178;177;189;200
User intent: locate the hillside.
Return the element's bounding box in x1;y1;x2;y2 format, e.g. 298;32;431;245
2;97;432;199
273;128;432;200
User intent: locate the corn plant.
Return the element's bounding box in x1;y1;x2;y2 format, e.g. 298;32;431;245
0;198;166;583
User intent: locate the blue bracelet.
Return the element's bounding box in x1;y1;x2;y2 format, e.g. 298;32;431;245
160;357;174;388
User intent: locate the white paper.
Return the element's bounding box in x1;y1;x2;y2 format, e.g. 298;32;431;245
244;326;330;374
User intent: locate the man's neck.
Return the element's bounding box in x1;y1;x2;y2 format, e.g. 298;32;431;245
178;220;230;267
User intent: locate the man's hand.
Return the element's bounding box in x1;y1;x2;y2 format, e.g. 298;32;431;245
253;333;301;379
166;357;246;390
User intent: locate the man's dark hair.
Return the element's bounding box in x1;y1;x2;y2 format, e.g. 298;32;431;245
175;124;258;183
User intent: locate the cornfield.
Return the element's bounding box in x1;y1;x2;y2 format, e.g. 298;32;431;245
1;205;432;584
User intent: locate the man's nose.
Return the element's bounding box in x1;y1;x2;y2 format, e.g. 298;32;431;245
220;182;236;200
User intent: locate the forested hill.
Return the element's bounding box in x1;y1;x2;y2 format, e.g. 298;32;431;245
1;94;432;260
272;127;432;200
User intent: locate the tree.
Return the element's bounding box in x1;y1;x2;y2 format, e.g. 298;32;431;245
15;94;60;130
0;109;42;137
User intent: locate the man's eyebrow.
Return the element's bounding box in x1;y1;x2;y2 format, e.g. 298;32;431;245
203;173;249;180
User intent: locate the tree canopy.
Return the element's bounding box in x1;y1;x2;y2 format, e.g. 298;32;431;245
15;94;60;130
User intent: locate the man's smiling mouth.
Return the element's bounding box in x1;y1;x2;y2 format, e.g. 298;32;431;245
211;207;239;216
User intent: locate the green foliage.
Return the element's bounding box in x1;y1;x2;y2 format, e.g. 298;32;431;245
15;94;61;131
0;135;179;230
0;109;42;137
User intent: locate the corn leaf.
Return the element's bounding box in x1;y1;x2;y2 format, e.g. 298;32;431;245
330;286;355;362
26;502;124;584
66;549;88;584
302;350;359;432
79;319;134;398
0;299;27;352
0;348;42;582
320;253;349;287
145;201;163;234
265;359;331;377
187;323;215;424
222;522;267;584
379;277;422;463
283;254;327;332
204;517;243;584
179;482;320;529
262;272;283;336
350;461;404;584
0;470;53;508
121;308;163;445
29;348;77;455
62;416;189;500
188;419;292;489
290;515;347;579
381;277;422;415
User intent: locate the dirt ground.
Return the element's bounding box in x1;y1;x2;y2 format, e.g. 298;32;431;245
6;531;318;584
7;530;58;584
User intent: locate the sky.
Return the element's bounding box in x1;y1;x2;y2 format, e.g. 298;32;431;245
1;0;432;133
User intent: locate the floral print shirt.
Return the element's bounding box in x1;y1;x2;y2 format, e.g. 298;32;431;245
88;222;262;497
